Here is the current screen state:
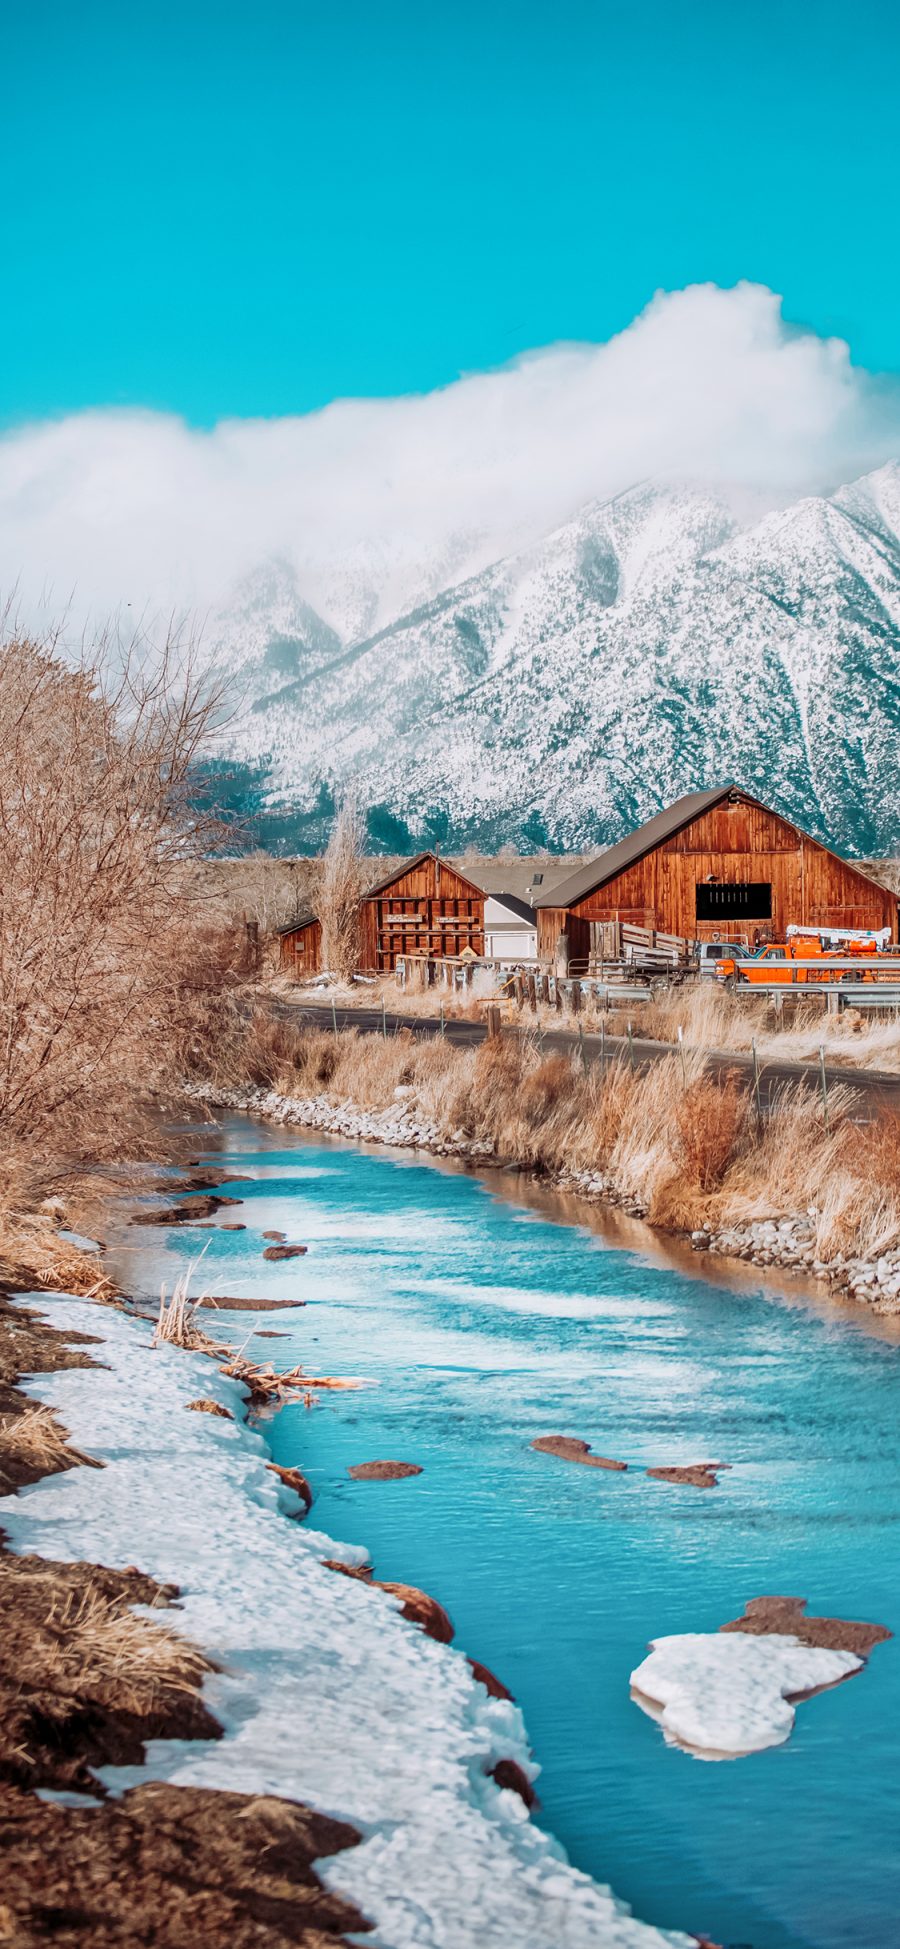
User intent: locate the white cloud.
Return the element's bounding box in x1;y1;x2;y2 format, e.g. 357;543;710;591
1;281;897;644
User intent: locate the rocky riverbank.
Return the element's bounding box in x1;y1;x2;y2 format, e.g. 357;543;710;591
186;1079;900;1318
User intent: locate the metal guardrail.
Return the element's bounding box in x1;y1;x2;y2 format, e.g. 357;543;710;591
719;978;900;1008
726;956;900;981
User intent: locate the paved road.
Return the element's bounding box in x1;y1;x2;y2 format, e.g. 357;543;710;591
273;998;900;1114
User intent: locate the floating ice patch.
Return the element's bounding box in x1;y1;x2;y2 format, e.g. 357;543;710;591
3;1293;690;1949
630;1631;862;1758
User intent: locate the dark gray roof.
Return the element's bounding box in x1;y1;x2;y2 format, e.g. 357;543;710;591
484;891;538;925
362;851;583;902
532;786;739;908
448;853;586;900
277;908;317;936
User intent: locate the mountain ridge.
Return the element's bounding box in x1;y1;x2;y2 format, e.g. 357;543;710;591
208;463;900;857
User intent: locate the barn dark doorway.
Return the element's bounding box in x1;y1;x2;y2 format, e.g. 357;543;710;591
695;882;773;921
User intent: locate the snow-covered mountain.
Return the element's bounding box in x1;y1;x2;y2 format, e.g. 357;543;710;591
209;464;900;856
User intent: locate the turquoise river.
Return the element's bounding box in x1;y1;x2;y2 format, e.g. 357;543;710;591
124;1116;900;1949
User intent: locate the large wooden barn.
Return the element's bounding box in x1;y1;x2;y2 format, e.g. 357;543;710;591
533;785;897;964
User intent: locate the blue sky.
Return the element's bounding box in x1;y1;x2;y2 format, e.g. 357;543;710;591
2;0;898;427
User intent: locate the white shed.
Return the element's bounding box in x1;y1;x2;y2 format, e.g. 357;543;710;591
483;894;538;962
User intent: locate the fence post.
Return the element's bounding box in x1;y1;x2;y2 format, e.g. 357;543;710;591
751;1035;761;1119
600;1018;606;1078
382;998;388;1041
578;1022;588;1074
819;1045;829;1130
677;1023;686;1087
331;998;338;1038
440;1000;445;1040
627;1021;635;1071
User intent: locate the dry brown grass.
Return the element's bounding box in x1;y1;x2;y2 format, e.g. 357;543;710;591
40;1584;211;1711
154;1254;223;1355
616;980;900;1075
228;1008;465;1115
0;1404;100;1478
673;1072;749;1191
0;1207;114;1300
0;1556;213;1741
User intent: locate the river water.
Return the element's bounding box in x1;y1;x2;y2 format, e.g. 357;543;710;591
123;1116;900;1949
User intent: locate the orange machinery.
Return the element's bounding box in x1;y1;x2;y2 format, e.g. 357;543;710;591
715;933;885;987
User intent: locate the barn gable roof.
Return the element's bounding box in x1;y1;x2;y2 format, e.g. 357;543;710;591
532;784;897;911
531;786;738;908
362;851;485;901
277;908;318;937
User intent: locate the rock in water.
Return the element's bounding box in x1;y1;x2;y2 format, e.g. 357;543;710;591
376;1580;454;1644
468;1658;514;1702
266;1461;313;1514
136;1194;243;1226
347;1459;423;1481
647;1463;726;1489
720;1594;891;1657
531;1435;627;1470
489;1759;537;1809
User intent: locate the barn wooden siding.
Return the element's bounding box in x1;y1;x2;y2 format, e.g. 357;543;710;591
536;796;897;960
279;917;323;977
361;855;485;971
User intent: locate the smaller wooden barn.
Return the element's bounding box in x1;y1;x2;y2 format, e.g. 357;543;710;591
360;853;485;970
277;910;322;978
277;853;488;977
533;784;898;966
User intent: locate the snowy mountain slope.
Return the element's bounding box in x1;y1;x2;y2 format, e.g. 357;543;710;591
211;464;900;855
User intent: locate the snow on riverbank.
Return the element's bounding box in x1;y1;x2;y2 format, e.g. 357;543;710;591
630;1632;861;1759
3;1293;691;1949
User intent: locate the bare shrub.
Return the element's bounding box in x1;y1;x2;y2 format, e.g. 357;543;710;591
316;796;366;978
0;628;237;1168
